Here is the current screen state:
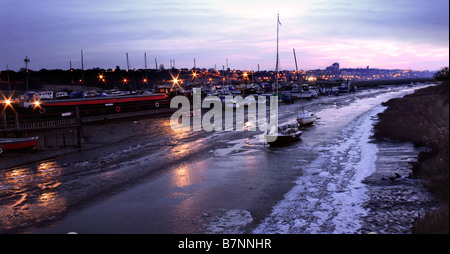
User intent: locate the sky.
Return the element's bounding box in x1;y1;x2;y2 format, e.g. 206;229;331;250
0;0;448;72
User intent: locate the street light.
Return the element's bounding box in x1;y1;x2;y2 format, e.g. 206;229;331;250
98;74;106;84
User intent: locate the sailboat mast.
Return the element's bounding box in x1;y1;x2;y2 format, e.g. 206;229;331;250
24;56;30;92
226;57;229;85
126;53;130;71
293;48;304;113
6;65;11;95
70;60;74;91
81;50;84;91
293;48;299;85
144;52;148;83
275;13;280;97
126;53;136;91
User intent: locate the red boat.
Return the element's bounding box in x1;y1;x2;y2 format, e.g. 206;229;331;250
0;137;39;151
7;92;170;121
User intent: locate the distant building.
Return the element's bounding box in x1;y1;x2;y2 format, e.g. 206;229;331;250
326;62;340;72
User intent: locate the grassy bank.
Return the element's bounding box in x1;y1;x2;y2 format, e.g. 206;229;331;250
373;80;449;234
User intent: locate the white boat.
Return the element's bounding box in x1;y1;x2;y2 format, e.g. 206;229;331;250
299;84;318;98
293;48;318;126
35;90;54;100
283;85;314;99
55;91;70;99
297;111;317;126
18;91;36;108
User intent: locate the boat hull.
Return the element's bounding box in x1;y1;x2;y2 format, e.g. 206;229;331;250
297;116;316;126
0;137;38;151
297;112;317;126
8;93;170;120
265;131;303;146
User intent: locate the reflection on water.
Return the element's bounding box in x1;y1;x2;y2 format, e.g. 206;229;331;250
0;160;67;233
173;165;192;188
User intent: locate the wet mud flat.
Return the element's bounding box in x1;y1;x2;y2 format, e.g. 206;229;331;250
360;141;439;234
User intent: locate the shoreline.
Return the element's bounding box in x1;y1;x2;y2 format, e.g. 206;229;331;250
373;80;449;233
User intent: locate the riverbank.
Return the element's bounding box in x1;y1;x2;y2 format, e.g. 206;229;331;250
373;80;449;233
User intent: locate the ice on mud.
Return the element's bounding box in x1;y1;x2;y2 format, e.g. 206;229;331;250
253;104;385;234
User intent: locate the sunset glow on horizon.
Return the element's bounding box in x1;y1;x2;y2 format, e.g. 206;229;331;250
0;0;448;72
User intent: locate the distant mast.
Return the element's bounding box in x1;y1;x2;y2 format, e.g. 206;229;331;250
293;48;304;113
226;57;229;85
126;52;135;91
24;56;30;92
144;52;148;85
81;50;85;91
70;60;74;91
6;65;11;95
126;52;130;72
275;13;281;97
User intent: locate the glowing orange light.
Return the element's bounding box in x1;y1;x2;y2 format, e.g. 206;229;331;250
1;92;14;110
32;100;42;110
170;72;180;84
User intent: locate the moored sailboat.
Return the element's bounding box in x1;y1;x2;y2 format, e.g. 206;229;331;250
265;123;303;146
293;48;318;126
297;111;317;126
